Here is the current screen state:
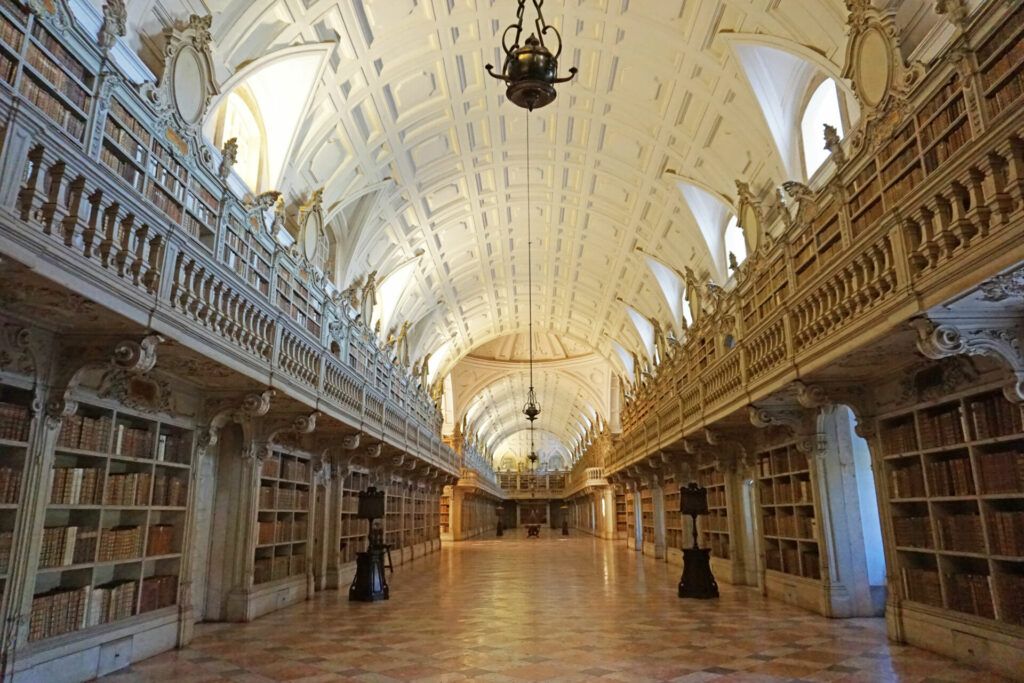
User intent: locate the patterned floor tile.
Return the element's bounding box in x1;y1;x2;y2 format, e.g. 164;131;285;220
100;532;1008;683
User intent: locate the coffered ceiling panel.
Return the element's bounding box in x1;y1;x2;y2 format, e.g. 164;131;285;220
112;0;854;459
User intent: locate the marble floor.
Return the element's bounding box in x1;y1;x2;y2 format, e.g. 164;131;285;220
103;530;1005;682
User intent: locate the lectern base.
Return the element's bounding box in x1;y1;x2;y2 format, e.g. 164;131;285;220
349;550;389;602
678;547;719;599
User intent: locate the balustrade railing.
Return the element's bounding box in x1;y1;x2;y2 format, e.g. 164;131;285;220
610;3;1024;473
0;4;461;475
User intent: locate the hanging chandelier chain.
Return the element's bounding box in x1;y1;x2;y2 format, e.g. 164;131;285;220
527;111;534;393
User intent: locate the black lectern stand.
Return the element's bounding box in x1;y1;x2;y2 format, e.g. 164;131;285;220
678;481;719;599
349;487;389;602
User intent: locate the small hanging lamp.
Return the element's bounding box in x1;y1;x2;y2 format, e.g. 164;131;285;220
486;0;578;111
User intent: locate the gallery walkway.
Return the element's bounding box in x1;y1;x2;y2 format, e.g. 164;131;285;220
102;532;1002;682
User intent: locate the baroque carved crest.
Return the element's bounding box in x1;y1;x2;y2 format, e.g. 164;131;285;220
139;15;219;164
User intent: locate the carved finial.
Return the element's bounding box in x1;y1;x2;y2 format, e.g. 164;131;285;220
823;123;846;166
99;0;127;54
187;14;213;51
218;137;238;180
935;0;968;31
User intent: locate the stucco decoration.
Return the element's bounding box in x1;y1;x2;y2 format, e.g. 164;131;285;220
140;15;219;163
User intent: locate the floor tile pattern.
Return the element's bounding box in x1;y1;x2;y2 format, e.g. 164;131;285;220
103;530;1007;682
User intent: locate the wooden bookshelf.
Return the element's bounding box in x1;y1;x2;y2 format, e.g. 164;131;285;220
625;492;636;543
756;443;821;581
0;2;25;87
0;382;32;615
439;492;450;536
741;255;788;327
222;214;273;298
146;139;186;224
790;200;842;288
880;387;1024;626
615;491;627;535
183;179;219;250
663;477;682;551
253;450;309;585
385;481;403;551
847;159;881;237
276;265;324;339
100;98;149;193
699;465;730;560
18;19;92;143
339;470;369;564
976;2;1024;122
640;487;654;546
31;400;192;642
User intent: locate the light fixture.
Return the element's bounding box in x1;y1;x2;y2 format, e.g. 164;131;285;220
486;0;578;112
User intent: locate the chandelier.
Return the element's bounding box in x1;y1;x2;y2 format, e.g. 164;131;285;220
486;0;578;111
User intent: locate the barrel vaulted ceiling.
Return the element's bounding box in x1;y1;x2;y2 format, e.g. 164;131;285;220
110;0;881;460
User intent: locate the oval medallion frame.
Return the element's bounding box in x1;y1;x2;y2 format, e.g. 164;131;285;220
171;45;207;126
854;26;892;109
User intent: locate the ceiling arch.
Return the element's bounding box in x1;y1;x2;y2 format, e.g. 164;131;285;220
110;0;855;458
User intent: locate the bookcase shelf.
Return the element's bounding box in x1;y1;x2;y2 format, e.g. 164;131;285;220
222;214;273;298
615;491;627;535
699;465;730;560
664;476;682;551
30;399;191;642
439;491;450;536
339;470;369;565
0;383;32;609
254;451;309;585
880;387;1024;626
976;2;1024;122
640;487;654;546
625;492;636;543
757;443;821;581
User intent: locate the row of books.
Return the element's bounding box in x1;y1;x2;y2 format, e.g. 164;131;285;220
140;574;177;613
987;510;1024;556
100;143;146;192
340;517;370;538
182;212;213;241
773;479;812;504
707;535;730;559
275;488;310;510
39;526;97;568
0;49;14;84
146;524;175;556
977;447;1024;494
917;73;963;124
25;43;88;109
103;471;153;506
29;585;90;641
104;117;146;163
97;525;141;562
257;519;307;546
0;400;30;441
0;465;21;503
901;566;943;607
50;466;101;505
880;142;919;187
261;457;310;482
922;119;970;173
883;163;925;208
926;456;975;497
89;579;137;628
968;392;1022;440
253;554;306;584
888;463;927;499
147;182;183;223
936;513;985;554
0;12;22;51
850;198;884;238
919;93;965;148
57;413;112;451
980;20;1024;88
0;530;12;573
764;513;816;540
109;98;150;146
702;513;728;533
946;572;995;618
975;5;1022;65
28;574;178;642
19;72;86;141
893;515;932;548
706;489;727;509
919;406;965;450
30;22;89;84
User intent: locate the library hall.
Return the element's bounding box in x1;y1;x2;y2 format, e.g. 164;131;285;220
0;0;1022;681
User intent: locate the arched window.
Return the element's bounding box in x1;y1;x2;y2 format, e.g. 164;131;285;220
213;87;266;191
724;215;747;270
800;79;844;178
